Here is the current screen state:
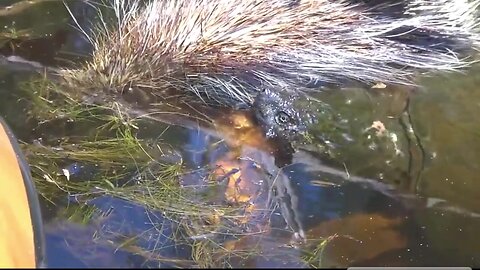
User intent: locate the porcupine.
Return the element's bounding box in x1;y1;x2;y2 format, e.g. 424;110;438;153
60;0;480;140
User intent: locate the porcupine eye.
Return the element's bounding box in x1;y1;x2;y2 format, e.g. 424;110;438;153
275;111;293;125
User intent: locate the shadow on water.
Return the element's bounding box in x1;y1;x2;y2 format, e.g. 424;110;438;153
1;0;480;268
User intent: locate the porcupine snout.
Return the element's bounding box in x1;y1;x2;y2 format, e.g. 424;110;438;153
252;88;317;140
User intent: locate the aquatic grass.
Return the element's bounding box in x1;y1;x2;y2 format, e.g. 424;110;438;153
300;235;338;268
18;77;149;131
17;77;274;267
101;163;271;234
18;77;106;123
18;78;173;200
14;65;333;268
22;119;173;204
28;140;271;267
16;75;343;268
27;137;274;267
191;235;267;268
61;204;102;225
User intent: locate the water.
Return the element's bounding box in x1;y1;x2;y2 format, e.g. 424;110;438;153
0;0;479;268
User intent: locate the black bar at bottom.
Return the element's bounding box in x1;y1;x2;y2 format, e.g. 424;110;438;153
348;267;472;270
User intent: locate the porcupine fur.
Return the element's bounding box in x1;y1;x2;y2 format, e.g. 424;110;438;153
61;0;480;139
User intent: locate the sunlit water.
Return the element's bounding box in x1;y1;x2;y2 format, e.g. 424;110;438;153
0;1;479;268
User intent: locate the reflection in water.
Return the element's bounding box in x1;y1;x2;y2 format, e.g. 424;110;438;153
156;105;426;267
44;197;191;268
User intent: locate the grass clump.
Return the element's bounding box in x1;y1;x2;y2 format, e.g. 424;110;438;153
17;76;276;267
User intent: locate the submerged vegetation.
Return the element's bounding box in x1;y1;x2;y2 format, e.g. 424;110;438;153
14;75;334;267
18;76;313;267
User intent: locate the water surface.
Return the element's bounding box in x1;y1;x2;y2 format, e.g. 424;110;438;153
0;0;479;268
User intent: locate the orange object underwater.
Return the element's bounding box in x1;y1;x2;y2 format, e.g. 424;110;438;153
0;117;45;268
